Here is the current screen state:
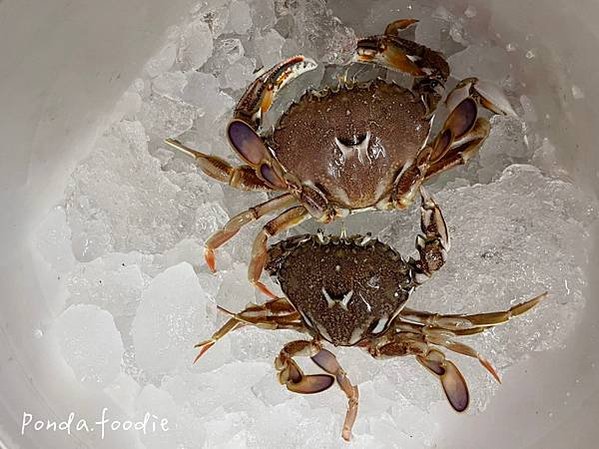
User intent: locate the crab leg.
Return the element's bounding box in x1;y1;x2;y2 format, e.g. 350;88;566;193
205;193;298;272
275;341;358;441
423;329;501;383
391;116;490;208
234;55;318;127
408;187;450;284
425;117;491;180
384;18;420;35
193;317;243;363
355;21;450;112
371;335;470;412
249;206;310;298
311;349;360;441
193;297;303;362
164;139;275;191
426;78;514;172
355;34;450;82
446;77;517;117
400;292;548;330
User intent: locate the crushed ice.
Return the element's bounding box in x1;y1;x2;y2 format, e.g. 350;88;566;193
33;0;598;447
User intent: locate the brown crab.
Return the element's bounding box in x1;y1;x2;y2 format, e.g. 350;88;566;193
166;18;515;297
194;189;546;441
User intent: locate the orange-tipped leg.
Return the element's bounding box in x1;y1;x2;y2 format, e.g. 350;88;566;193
203;193;297;272
248;206;310;297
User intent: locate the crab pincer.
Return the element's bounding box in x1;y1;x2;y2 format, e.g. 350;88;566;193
233;55;318;126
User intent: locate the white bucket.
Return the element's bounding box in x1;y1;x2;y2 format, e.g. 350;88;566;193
1;0;598;448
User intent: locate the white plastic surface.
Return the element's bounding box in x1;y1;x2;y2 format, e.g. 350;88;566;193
1;0;598;448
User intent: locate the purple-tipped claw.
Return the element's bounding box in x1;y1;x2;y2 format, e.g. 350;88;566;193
311;348;342;374
432;129;454;161
446;98;478;138
259;163;287;189
440;360;470;412
227;120;269;166
287;374;335;394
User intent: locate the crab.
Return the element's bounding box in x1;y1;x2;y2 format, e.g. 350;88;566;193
194;189;547;441
165;18;515;297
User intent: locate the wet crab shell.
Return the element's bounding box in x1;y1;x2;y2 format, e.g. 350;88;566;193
267;79;431;210
266;234;414;346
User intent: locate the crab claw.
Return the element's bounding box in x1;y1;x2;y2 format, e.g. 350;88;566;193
355;35;426;77
234;55;318;125
227;120;270;166
446;78;517;117
227;119;288;189
278;357;336;394
417;349;469;412
384;18;420;35
355;34;450;83
286;374;336;394
430;97;478;161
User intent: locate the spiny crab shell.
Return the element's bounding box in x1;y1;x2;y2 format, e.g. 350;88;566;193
266;233;414;346
267;79;430;209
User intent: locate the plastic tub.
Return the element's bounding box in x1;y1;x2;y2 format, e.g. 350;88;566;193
1;0;598;447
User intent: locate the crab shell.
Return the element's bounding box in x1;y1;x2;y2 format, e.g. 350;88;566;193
267;79;430;210
266;233;414;346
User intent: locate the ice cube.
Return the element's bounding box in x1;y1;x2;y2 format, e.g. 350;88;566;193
228;326;298;362
218;56;256;90
211;38;246;71
477;115;532;183
254;29;285;68
251;371;290;406
182;71;235;121
195;202;229;237
415;19;448;51
132;262;214;376
151;71;187;100
532;138;569;178
519;94;538;123
139;94;197;138
134;385;181;449
66;252;148;341
202;410;250;448
162;361;270;415
227;1;253;34
282;0;356;65
448;44;512;84
199;2;231;38
162;238;204;272
104;373;141;416
178;18;214;70
144;43;177;78
66;120;223;260
249;0;276;33
53;304;124;388
111;89;143;122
